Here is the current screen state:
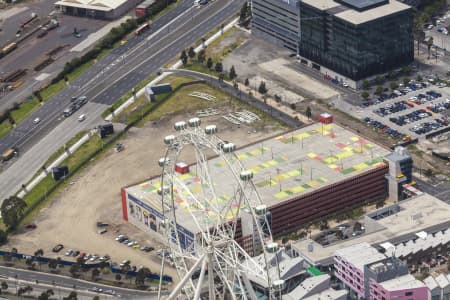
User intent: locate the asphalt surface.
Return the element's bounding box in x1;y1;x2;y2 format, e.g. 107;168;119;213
0;265;163;299
165;68;303;128
0;0;245;201
0;2;109;109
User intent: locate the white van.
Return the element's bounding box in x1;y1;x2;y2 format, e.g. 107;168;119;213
78;114;86;122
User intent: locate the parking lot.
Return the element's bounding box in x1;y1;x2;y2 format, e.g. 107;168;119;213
356;81;450;140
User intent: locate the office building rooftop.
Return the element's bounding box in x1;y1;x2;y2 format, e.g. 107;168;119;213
335;242;386;270
380;274;426;291
293;193;450;266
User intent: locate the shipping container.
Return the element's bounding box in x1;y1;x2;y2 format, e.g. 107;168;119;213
135;0;156;18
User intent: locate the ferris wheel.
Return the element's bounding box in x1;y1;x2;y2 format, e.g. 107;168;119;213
156;118;283;300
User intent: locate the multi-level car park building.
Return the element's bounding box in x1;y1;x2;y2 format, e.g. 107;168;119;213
121;122;392;254
251;0;414;88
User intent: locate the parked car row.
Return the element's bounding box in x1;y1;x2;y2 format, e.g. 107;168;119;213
363;117;410;140
409;119;448;134
360;82;432;107
389;109;432;126
427;99;450;113
115;234;154;252
373;101;410;117
64;249;110;263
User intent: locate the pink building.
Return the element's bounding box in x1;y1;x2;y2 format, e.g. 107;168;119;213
372;274;430;300
334;242;430;300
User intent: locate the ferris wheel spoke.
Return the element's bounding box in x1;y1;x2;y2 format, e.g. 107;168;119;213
159;120;277;300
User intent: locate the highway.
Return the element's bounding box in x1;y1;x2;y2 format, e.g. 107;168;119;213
0;265;163;299
0;0;245;201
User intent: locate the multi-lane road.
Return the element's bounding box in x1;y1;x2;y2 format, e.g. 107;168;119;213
0;0;245;201
0;265;163;299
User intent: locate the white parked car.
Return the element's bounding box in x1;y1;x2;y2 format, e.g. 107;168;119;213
33;117;40;124
78;114;86;122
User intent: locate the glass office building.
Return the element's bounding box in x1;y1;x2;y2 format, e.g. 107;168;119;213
252;0;299;51
252;0;414;82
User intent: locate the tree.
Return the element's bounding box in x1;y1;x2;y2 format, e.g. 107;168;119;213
387;70;396;79
229;65;237;80
197;49;206;64
0;230;7;245
34;90;43;103
390;81;399;90
403;77;411;85
64;291;77;300
426;36;434;59
319;220;329;231
91;268;100;280
375;76;384;85
417;75;423;82
375;86;383;95
24;285;33;295
290;103;296;110
135;269;146;286
258;81;267;94
214;62;223;73
375;200;385;209
413;21;425;56
38;292;50;300
218;73;225;82
335;230;344;240
220;23;225;34
305;106;312;119
274;94;282;103
48;259;58;272
206;57;213;69
402;66;411;75
361;91;369;100
233;81;239;89
92;296;100;300
180;50;188;65
115;274;122;284
34;249;44;271
361;80;370;90
244;78;249;87
1;195;27;229
188;47;196;61
201;37;206;49
239;2;250;23
69;264;80;277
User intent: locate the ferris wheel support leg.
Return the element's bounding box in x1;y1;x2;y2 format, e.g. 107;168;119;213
242;273;258;300
193;259;207;300
167;254;206;300
208;249;216;300
157;251;166;300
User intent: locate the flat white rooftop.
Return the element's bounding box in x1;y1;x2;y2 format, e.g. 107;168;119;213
125;123;389;234
293;193;450;266
380;274;426;291
335;0;410;25
335;242;385;270
55;0;127;11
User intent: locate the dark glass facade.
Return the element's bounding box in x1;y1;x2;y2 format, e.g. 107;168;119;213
251;0;414;81
252;0;299;51
299;1;414;80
